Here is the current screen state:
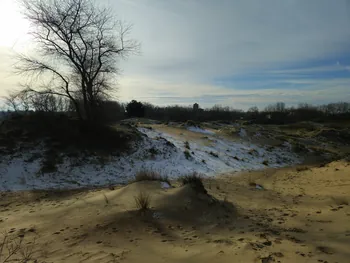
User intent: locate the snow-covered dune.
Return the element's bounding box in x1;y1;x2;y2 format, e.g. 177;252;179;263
0;126;300;191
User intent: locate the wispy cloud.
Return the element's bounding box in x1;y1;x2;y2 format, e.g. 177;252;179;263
0;0;350;109
119;74;350;109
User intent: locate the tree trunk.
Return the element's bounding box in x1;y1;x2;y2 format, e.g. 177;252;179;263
81;81;91;121
72;99;83;120
86;82;95;122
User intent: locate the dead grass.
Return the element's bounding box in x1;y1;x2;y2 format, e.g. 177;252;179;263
134;170;170;184
0;232;36;263
134;191;151;212
179;173;207;194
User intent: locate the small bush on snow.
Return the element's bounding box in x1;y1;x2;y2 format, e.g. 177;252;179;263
262;160;269;166
184;150;191;160
209;151;219;158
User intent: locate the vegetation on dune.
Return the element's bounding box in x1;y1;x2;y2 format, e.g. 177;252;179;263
184;150;192;160
179;173;207;194
134;170;170;185
134;191;151;212
209;151;219;158
0;113;139;154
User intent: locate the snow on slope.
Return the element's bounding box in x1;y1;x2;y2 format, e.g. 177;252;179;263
0;127;300;191
187;126;215;135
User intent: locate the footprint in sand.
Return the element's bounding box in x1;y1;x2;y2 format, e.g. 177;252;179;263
317;246;334;255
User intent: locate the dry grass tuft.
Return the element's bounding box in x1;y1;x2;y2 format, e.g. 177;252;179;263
134;170;170;184
179;173;207;194
134;192;151;211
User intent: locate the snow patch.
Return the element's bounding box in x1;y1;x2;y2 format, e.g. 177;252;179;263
161;182;171;189
239;128;247;137
187;126;215;135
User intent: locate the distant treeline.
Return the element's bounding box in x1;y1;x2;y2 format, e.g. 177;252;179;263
3;91;350;124
110;100;350;124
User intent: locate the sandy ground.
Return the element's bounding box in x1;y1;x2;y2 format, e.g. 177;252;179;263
1;160;349;263
0;161;350;263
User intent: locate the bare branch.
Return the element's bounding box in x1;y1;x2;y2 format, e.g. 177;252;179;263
15;0;139;121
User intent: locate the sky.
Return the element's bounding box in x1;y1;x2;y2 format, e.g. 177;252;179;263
0;0;350;110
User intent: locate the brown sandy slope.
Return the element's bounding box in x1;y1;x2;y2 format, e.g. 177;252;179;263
1;161;350;263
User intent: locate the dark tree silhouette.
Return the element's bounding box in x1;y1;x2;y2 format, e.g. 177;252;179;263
15;0;139;121
126;100;145;118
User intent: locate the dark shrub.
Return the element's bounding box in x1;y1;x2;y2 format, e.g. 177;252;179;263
179;173;207;194
126;100;145;118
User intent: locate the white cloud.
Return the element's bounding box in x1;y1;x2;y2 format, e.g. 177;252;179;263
1;0;350;109
118;75;350;109
268;64;348;75
116;0;350;79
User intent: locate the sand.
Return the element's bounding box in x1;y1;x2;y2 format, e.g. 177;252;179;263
0;160;349;263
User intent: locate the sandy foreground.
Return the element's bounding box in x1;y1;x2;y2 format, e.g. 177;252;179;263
1;161;349;263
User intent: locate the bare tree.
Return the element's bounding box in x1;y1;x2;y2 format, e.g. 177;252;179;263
3;92;20;112
15;0;139;121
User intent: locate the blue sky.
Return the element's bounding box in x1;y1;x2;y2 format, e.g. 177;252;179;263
0;0;350;110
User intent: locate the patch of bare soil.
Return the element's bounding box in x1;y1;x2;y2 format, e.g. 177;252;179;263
1;160;350;262
145;124;215;146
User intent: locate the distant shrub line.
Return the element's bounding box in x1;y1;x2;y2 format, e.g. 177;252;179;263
3;99;350;125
